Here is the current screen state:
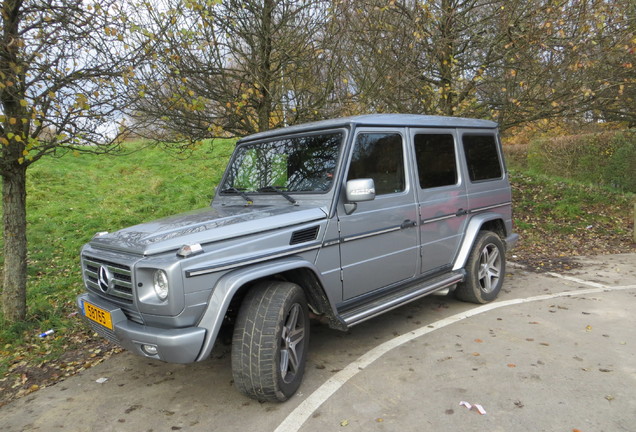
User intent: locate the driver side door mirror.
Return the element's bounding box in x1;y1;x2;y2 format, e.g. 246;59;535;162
344;178;376;214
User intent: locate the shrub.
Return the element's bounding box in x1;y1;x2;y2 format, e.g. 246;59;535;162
526;130;636;192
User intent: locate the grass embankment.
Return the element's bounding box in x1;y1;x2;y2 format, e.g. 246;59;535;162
0;140;234;405
0;140;634;406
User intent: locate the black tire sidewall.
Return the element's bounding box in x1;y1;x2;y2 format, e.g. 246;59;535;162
467;232;505;303
231;281;309;402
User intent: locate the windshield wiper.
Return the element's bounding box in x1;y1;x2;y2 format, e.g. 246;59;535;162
257;186;297;204
220;187;253;204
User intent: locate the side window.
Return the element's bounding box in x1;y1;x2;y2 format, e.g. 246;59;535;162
414;134;457;189
347;133;405;195
462;134;503;181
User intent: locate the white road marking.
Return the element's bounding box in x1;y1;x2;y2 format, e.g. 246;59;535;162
275;273;636;432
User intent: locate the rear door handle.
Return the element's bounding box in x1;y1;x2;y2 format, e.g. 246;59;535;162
401;219;417;229
455;208;468;216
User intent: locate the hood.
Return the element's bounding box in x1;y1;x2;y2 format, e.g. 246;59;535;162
88;205;328;256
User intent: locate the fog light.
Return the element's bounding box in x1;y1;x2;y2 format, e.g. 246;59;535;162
142;344;158;356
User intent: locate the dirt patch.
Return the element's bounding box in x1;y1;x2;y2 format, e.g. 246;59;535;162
0;329;122;408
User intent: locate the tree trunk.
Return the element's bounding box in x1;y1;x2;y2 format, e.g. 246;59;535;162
1;164;28;322
256;0;274;132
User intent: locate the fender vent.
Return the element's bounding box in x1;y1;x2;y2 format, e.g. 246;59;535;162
290;226;319;245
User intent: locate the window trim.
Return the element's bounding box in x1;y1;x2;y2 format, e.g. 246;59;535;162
346;129;409;197
460;132;504;183
413;132;460;190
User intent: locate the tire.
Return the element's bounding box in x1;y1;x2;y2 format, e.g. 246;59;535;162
231;281;310;402
454;231;506;304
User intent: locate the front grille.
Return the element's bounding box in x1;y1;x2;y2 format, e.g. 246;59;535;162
83;255;133;302
82;254;144;325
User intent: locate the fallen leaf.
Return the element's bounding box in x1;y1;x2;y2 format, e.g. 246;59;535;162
474;339;483;343
507;363;516;368
340;420;349;427
585;325;592;332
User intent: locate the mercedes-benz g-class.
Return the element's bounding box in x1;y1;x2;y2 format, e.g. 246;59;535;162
77;114;518;402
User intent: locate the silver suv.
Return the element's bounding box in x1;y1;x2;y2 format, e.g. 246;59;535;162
77;114;518;402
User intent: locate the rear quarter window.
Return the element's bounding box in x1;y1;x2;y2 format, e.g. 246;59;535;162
462;134;502;181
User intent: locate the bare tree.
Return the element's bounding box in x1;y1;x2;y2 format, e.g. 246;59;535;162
0;0;154;322
331;0;635;129
129;0;341;141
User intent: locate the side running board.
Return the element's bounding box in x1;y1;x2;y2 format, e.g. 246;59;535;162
340;271;465;327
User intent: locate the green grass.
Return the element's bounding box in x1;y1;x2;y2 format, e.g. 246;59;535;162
509;168;634;266
0;139;235;374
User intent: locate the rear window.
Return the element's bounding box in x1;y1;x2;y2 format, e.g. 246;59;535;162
414;134;458;189
462;134;502;181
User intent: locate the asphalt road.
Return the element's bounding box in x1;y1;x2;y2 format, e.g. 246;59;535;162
2;253;635;432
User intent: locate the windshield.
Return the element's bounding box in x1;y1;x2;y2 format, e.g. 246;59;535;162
221;131;344;194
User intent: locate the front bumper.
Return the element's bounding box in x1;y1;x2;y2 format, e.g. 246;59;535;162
77;293;206;364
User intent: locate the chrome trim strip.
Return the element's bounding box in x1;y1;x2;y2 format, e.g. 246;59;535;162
186;243;321;277
83;258;132;277
420;213;456;225
86;280;134;300
471;201;512;213
420;201;511;225
342;225;402;243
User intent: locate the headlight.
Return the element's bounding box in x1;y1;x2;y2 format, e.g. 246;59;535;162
153;270;169;301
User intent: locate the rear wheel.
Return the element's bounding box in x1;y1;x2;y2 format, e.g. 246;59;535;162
231;281;309;402
454;231;505;304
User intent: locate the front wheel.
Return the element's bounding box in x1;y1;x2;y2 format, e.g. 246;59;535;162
454;231;506;304
231;281;309;402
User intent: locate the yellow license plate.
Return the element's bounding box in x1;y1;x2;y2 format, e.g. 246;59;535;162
84;301;113;330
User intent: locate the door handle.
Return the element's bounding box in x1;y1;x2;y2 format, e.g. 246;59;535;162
455;208;468;216
401;219;417;229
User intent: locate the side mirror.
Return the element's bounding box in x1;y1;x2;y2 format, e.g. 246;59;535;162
346;178;376;202
345;178;375;214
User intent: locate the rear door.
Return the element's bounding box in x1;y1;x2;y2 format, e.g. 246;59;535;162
459;130;512;224
337;128;419;300
411;129;469;274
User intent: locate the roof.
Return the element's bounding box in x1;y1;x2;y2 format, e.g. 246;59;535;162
239;114;498;143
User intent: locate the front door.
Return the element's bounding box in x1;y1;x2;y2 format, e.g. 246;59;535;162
337;129;419;300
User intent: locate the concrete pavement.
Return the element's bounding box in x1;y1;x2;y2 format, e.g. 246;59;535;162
2;253;635;432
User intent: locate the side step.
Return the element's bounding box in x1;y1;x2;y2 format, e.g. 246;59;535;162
340;271;464;327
